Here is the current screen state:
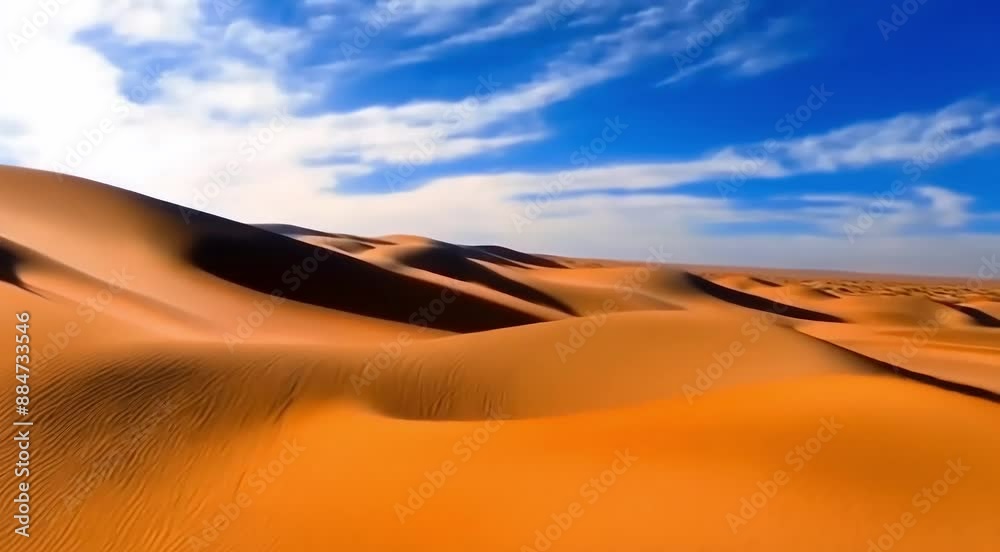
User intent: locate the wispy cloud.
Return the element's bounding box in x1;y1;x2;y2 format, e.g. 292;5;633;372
222;19;308;62
769;99;1000;172
392;1;700;66
915;185;975;228
390;0;596;64
658;16;806;86
782;185;984;236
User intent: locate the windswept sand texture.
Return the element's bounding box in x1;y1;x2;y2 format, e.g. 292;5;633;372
1;166;999;551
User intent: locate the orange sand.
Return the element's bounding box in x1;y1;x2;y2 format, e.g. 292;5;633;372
0;166;998;551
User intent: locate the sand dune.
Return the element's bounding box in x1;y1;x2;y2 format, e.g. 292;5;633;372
711;274;780;291
1;166;998;551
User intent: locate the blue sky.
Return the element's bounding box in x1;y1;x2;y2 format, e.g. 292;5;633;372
1;0;999;275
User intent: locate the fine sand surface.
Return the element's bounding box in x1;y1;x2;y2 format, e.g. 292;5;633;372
1;166;998;551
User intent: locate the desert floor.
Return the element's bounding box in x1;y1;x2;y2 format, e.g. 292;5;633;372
1;166;998;551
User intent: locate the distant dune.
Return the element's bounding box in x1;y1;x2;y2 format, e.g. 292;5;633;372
1;166;998;551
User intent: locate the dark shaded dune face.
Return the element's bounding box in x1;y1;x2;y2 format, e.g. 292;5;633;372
469;245;568;268
945;303;1000;327
297;235;379;254
683;272;844;323
0;240;20;288
322;240;376;254
799;286;838;298
255;224;394;246
0;239;45;298
750;276;780;287
389;244;577;315
254;224;342;239
805;338;1000;404
186;224;550;333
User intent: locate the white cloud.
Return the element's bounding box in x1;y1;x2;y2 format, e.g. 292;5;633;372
772;100;1000;172
2;0;202;43
1;0;646;196
783;187;982;236
392;1;678;66
658;16;804;86
222;19;307;61
914;185;975;228
415;0;565;47
392;0;497;36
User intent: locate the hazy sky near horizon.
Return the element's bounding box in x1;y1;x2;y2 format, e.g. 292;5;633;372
1;0;999;275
